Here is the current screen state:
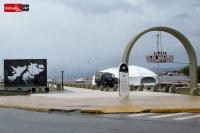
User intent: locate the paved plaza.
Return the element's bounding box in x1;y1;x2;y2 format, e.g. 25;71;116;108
0;86;200;113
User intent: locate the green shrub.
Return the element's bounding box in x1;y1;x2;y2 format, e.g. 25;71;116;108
182;65;200;83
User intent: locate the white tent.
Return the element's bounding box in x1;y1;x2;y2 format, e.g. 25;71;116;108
92;65;158;86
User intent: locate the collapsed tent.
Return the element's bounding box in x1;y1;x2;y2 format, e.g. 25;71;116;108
92;65;158;86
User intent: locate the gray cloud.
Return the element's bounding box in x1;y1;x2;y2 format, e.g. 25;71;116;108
51;0;144;14
0;0;200;78
192;3;200;12
174;13;190;18
146;0;178;5
192;3;200;7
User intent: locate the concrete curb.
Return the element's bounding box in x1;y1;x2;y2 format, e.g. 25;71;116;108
81;107;149;114
0;104;51;112
100;107;149;114
1;104;200;114
81;107;200;114
81;110;103;114
0;104;80;113
51;108;80;113
150;108;200;113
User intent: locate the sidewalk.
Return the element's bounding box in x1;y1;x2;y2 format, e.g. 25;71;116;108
0;86;200;113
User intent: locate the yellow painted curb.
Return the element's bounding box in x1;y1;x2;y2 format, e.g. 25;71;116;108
81;107;150;114
81;110;103;114
0;104;51;112
100;107;149;114
0;104;22;109
150;108;200;113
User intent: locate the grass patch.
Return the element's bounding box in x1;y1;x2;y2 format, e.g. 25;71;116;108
157;88;200;96
176;88;191;95
176;88;200;96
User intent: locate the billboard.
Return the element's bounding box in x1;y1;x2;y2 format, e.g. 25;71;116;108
4;59;47;87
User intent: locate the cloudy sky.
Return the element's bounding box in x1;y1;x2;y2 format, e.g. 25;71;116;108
1;0;200;78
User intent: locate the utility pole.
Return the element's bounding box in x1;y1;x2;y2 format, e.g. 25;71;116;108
153;31;160;83
61;71;64;90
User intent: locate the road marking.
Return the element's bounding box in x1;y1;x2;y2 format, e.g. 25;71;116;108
148;113;189;119
127;113;155;117
174;114;200;120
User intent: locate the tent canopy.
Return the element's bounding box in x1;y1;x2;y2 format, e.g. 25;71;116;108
92;65;158;86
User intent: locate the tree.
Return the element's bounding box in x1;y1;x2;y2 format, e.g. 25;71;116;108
182;66;189;76
182;65;200;83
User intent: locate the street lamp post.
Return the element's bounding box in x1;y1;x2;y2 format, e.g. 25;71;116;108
61;71;64;90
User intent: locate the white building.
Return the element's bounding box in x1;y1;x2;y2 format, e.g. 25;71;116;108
92;65;158;87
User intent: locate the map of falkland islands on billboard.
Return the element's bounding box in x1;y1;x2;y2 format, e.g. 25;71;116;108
4;59;47;87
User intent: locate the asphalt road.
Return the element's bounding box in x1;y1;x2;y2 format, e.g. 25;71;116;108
0;108;200;133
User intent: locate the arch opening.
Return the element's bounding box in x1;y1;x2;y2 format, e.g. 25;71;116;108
122;27;197;91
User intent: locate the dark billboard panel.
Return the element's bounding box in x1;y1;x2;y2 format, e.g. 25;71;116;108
4;59;47;87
